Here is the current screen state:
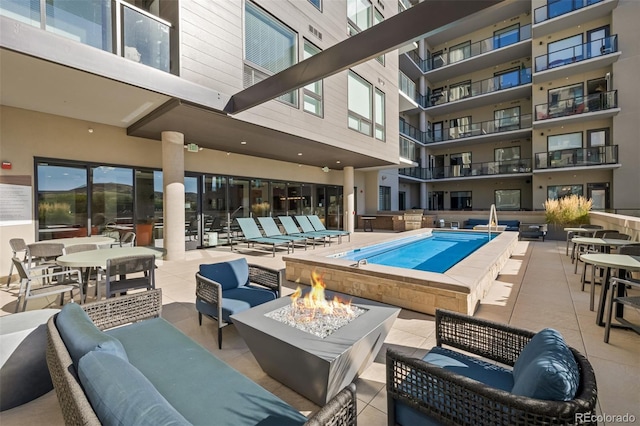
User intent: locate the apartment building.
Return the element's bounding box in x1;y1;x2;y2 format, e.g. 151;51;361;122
395;0;639;214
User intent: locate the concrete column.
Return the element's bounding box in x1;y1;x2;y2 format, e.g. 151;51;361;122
420;182;428;209
162;131;185;261
344;166;355;233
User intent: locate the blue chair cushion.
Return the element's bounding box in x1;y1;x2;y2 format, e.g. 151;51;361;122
56;302;128;367
196;286;277;322
198;259;249;291
78;351;191;426
422;346;514;391
512;328;579;401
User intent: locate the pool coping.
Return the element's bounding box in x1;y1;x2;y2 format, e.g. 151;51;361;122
283;228;519;315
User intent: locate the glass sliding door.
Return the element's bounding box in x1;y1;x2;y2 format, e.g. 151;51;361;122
135;169;162;247
250;179;269;217
36;162;88;240
184;175;200;250
91;165;133;239
270;181;287;217
203;176;227;246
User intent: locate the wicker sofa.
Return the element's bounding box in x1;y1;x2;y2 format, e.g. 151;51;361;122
387;309;598;425
46;289;357;426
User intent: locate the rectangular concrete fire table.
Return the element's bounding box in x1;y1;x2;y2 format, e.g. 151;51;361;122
231;290;400;406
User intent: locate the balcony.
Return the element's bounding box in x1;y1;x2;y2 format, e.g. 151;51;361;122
399;119;432;145
398;71;421;112
424;24;531;82
399;158;532;181
534;35;620;84
426;68;531;115
533;0;618;38
0;0;172;73
399;135;420;163
534;145;619;171
429;114;532;148
533;90;619;128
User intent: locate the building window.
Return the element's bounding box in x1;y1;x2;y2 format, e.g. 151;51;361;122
449;80;471;101
450;191;472;210
548;184;583;200
449;116;471;139
244;1;298;106
494;106;520;131
374;88;385;141
493;24;520;49
495;189;521;211
495;146;520;162
374;8;385;64
308;0;321;11
548;132;582;151
379;186;391;210
303;40;323;116
451;152;471;177
448;41;470;64
348;71;372;136
347;0;372;33
548;34;583;69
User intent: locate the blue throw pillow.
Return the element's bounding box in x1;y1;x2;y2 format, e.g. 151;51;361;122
199;258;249;291
512;328;580;401
78;351;191;426
56;303;128;367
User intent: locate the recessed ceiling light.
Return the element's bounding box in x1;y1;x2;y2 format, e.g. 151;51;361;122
240;141;247;145
226;152;231;155
298;152;303;156
336;161;341;164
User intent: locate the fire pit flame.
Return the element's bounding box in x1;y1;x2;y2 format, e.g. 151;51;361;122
265;271;366;338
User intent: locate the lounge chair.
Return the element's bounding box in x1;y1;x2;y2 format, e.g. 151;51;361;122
295;215;341;244
306;214;351;242
256;217;307;250
278;216;328;247
234;218;291;256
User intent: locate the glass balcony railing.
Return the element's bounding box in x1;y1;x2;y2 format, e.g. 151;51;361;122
534;0;604;24
398;71;420;104
424;24;531;72
426;68;531;108
535;90;617;121
399;136;420;162
0;0;171;73
400;158;532;180
399;119;433;144
535;145;618;169
535;35;617;72
430;114;533;143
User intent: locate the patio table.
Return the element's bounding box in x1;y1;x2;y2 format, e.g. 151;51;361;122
570;237;636;265
580;253;640;327
32;235;114;248
564;227;600;256
56;246;163;269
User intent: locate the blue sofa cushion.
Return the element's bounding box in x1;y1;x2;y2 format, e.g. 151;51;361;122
199;258;249;291
196;286;277;322
78;351;191;426
423;346;514;391
56;303;128;367
512;328;579;401
106;318;308;426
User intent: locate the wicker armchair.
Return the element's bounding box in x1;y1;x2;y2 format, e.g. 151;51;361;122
195;258;283;349
387;309;598;426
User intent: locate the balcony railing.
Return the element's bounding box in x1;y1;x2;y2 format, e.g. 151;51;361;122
535;35;617;72
534;0;604;24
398;71;420;104
535;145;618;169
399;136;420;162
430;114;532;144
400;159;532;180
426;68;531;108
0;0;171;73
424;24;531;72
399;119;433;144
535;90;617;121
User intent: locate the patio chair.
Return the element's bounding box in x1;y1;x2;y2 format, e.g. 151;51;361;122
256;217;307;250
111;231;135;247
63;244;99;302
234;217;291;256
26;242;64;279
195;258;282;349
278;216;328;247
12;257;82;312
306;214;351;242
604;276;640;343
102;255;156;300
6;238;27;286
294;215;341;244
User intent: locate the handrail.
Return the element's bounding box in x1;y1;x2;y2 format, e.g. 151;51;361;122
534;90;617;121
534;145;618;169
534;35;617;72
399;158;532;180
488;204;499;239
430;114;533;144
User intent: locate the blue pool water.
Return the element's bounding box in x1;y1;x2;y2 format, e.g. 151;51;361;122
331;232;489;273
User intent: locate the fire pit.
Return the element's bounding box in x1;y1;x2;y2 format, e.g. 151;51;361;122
231;273;399;406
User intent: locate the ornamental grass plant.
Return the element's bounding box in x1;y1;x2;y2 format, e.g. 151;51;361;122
544;195;592;225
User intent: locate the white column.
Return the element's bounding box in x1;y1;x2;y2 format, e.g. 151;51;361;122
344;166;355;233
162;131;185;261
420;182;428;209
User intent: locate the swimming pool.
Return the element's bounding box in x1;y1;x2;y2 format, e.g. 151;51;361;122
330;232;489;273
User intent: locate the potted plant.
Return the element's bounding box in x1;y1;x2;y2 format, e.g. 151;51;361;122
543;195;593;240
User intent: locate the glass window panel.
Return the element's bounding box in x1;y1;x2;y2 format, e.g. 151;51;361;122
375;88;385;141
0;0;40;27
45;0;112;52
250;178;270;217
245;2;296;74
303;41;323;116
494;106;520;130
378;186;391;210
347;0;372;31
270;181;287;217
308;0;321;10
547;184;583;200
450;191;472;210
449;81;470;101
122;5;170;72
548;132;582;151
588;129;607;147
548;34;582;68
495;147;521;162
135;169;163;247
495;189;520;210
92;165;134;238
494;24;519;49
448;41;470;64
348;72;371;118
374;9;384;64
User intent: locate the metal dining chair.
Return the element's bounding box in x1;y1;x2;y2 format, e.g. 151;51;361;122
102;254;155;300
63;244;99;302
6;238;27;286
26;243;65;279
111;231;136;247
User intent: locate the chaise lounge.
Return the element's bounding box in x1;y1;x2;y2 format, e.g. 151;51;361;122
46;289;358;425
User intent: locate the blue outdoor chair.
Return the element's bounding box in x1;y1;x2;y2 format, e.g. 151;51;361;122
195;258;282;349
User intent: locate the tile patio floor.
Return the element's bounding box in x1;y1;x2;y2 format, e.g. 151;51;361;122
1;233;638;425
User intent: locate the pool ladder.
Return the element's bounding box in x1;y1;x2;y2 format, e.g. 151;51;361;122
488;204;498;239
352;259;368;268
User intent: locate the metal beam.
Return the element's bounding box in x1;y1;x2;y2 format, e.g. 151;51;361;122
225;0;503;114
